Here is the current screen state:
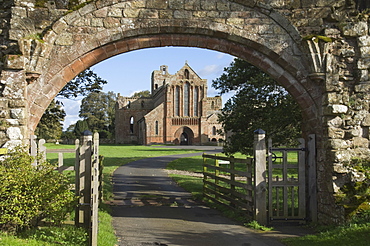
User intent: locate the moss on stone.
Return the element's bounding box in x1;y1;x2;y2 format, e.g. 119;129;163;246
35;0;48;8
303;34;333;43
67;0;93;12
336;159;370;219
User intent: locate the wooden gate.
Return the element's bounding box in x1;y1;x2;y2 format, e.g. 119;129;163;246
267;135;316;223
30;131;101;246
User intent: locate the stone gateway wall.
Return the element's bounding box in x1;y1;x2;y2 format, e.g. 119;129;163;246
0;0;369;224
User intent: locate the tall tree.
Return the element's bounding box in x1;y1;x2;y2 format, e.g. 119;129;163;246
79;91;116;139
36;68;107;140
212;58;302;155
73;120;89;138
35;100;66;140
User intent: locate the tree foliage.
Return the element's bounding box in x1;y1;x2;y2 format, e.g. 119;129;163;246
73;120;89;138
35;99;66;140
0;146;77;233
132;90;151;98
212;58;302;155
58;68;107;99
79;91;116;139
36;68;107;140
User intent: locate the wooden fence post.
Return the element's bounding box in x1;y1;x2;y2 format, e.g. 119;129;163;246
91;132;99;246
30;135;37;166
74;139;81;227
76;131;93;230
254;129;267;225
38;139;46;164
308;134;317;222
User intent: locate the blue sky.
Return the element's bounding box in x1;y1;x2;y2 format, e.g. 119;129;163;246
59;47;235;129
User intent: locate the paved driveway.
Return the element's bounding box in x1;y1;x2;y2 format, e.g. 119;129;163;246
111;151;286;246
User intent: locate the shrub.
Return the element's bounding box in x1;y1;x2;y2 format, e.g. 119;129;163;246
0;146;77;233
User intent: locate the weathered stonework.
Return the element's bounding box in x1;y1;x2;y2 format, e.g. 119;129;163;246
0;0;369;224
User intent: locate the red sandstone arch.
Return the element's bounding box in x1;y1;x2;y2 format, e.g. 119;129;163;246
26;1;320;137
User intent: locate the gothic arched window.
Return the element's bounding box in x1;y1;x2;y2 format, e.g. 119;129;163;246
194;86;199;117
212;126;216;135
184;69;190;79
130;116;134;134
184;82;190;116
155;121;159;135
175;86;180;116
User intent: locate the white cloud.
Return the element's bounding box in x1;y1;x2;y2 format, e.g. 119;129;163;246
57;98;82;130
217;53;225;59
197;64;223;77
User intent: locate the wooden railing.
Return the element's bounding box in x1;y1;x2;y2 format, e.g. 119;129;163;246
202;154;255;220
202;130;268;225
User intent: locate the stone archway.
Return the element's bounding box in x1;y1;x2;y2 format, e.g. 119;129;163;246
1;0;369;224
175;126;194;145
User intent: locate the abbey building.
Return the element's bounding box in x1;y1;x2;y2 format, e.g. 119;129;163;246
115;63;224;145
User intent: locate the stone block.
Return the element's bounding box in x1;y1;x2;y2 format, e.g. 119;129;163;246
169;0;184;9
124;8;141;18
103;17;121;28
174;10;192;19
147;0;168;9
159;10;173;19
11;6;27;17
355;81;370;92
94;7;108;18
55;33;73;46
6;126;22;140
358;57;370;70
324;104;348;115
8;99;26;108
201;0;217;10
216;1;230;11
5;54;24;69
193;11;207;18
226;17;244;26
139;9;159;18
91;18;104;27
327;116;343;128
10;108;23;119
362;114;370;126
353;137;369;148
108;8;123;17
342;21;368;37
358;36;370;47
360;46;370;58
328;127;345;139
333;149;352;163
330;139;349;149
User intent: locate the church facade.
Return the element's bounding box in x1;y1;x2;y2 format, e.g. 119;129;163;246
115;63;224;145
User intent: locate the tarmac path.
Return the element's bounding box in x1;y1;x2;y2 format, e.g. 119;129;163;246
111;148;286;246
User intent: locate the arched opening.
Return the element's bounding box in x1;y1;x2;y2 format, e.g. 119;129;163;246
175;126;194;146
129;116;134;134
184;82;190;117
212;126;217;136
180;132;188;145
155;121;158;135
20;0;333;225
184;69;190;79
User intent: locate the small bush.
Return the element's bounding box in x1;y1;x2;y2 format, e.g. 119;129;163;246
0;146;77;233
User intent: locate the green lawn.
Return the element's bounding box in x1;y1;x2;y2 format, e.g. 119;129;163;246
2;144;201;246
